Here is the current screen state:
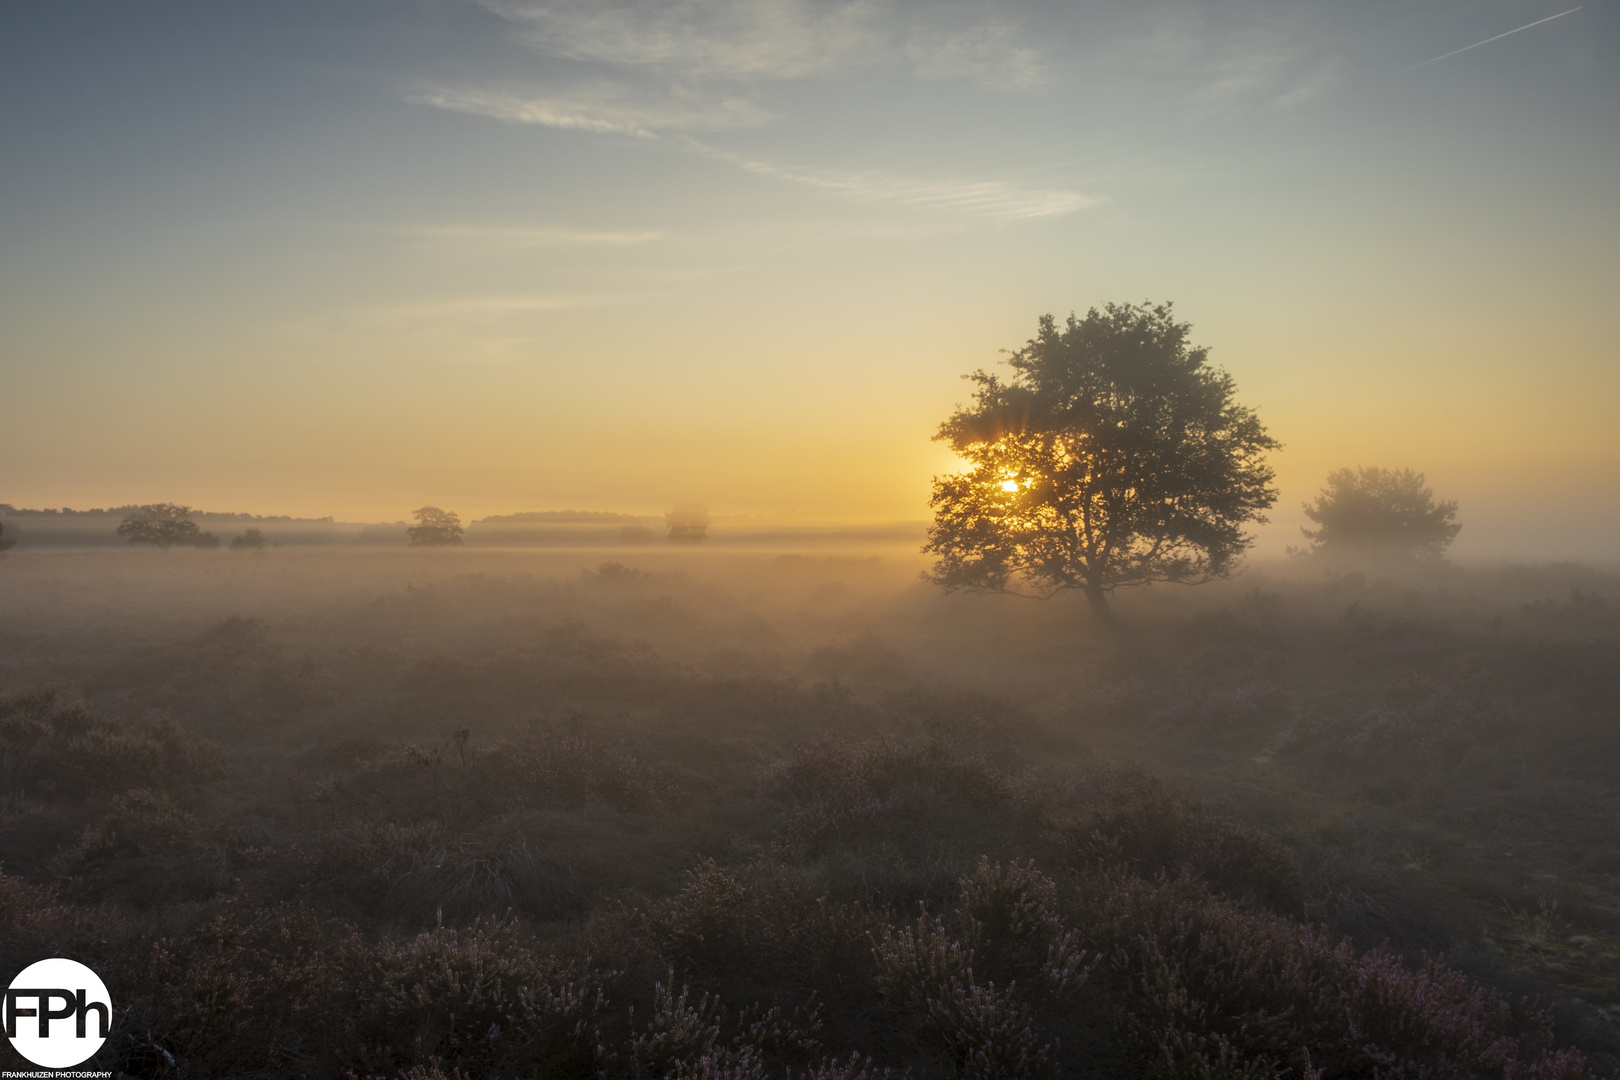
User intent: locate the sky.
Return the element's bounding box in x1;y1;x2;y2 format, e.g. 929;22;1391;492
1;0;1616;557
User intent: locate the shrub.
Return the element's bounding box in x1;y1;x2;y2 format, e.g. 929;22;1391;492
0;691;225;799
1080;871;1597;1080
1045;768;1304;912
924;978;1054;1080
954;860;1090;996
766;738;1015;859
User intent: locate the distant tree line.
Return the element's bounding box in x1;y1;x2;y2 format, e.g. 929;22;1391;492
407;505;710;547
110;504;274;551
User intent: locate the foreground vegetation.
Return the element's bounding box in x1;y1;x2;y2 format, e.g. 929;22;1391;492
0;549;1615;1077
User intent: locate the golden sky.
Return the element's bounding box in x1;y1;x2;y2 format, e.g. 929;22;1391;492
2;1;1616;558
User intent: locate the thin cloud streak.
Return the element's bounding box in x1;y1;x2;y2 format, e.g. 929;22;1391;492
410;89;1097;222
410;84;772;136
389;225;666;246
1415;7;1581;67
680;138;1099;221
369;294;619;320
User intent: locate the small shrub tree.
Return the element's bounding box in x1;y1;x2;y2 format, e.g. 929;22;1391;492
406;506;464;547
116;503;203;548
229;527;266;550
1300;466;1459;561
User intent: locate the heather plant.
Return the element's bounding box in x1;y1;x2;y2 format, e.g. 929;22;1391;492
321;730;677;826
923;978;1054;1080
55;788;228;906
1081;871;1598;1080
1322;943;1596;1080
870;909;976;1005
766;738;1018;860
140;898;358;1076
953;860;1090;996
625;977;741;1078
651;859;882;998
0;866;130;978
1044;768;1305;912
345;917;612;1078
0;691;224;798
656;859;765;975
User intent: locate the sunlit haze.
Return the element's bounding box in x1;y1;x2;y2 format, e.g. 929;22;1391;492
3;0;1616;558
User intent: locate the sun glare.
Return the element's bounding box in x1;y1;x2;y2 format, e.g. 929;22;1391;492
1001;480;1019;492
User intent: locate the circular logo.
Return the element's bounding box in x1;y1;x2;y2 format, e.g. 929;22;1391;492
6;958;111;1069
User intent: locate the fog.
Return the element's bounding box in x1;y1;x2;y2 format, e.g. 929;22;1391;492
2;541;1617;1075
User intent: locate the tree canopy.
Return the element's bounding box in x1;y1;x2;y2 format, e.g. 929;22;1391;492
407;507;464;547
665;505;710;545
116;503;203;548
924;302;1279;615
1300;467;1460;562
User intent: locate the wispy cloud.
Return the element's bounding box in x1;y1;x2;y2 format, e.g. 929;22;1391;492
904;23;1044;91
388;224;666;245
694;142;1097;220
1138;4;1341;114
415;2;1087;224
411;83;771;136
475;0;1048;91
410;86;1096;222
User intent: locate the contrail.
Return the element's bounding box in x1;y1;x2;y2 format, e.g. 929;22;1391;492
1415;7;1581;66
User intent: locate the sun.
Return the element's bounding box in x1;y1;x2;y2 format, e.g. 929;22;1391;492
1000;480;1019;492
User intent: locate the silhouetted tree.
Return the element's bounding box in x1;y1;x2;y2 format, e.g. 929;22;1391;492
666;505;709;545
407;506;464;547
116;504;203;548
1300;467;1460;561
925;302;1279;618
230;527;266;550
0;521;14;554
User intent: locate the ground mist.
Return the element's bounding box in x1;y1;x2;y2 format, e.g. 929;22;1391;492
1;547;1615;1077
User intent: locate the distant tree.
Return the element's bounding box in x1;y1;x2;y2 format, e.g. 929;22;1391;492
1300;467;1460;561
407;506;464;547
230;527;266;550
116;503;203;548
665;505;710;545
194;531;221;549
0;521;14;554
924;302;1280;618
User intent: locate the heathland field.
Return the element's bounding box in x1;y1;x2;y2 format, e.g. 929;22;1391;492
1;547;1617;1078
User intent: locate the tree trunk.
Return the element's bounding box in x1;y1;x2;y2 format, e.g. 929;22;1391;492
1083;581;1113;620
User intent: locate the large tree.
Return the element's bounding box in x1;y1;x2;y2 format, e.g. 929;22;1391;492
1300;467;1459;562
116;503;203;548
924;302;1279;617
407;506;464;547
